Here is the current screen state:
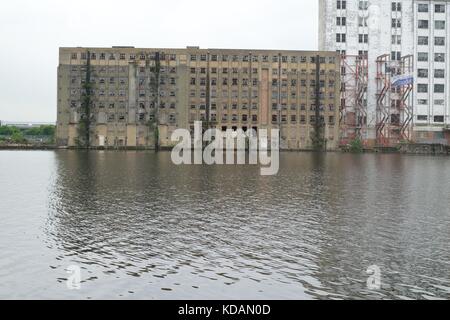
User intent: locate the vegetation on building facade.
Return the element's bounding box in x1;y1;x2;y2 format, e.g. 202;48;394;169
77;51;92;148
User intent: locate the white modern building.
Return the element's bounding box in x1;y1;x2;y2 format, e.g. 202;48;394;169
319;0;450;145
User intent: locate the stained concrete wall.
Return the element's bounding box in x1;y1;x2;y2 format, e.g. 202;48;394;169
57;47;341;150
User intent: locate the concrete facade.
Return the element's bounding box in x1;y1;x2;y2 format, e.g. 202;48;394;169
319;0;450;144
57;47;341;150
413;0;450;143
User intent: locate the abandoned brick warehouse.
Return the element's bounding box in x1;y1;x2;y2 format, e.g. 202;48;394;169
56;47;341;150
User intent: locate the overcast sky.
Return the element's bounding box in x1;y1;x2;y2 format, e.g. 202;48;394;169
0;0;319;123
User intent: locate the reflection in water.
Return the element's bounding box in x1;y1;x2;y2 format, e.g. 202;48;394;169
1;150;450;299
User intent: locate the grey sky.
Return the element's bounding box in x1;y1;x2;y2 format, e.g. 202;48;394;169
0;0;319;123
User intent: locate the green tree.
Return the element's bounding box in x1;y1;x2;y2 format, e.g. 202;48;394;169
11;131;26;144
349;138;364;153
0;126;17;135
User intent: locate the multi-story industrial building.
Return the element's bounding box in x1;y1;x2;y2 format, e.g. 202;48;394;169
319;0;450;146
56;47;341;150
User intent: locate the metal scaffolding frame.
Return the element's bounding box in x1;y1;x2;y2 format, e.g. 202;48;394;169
339;54;368;146
376;54;414;147
399;55;414;142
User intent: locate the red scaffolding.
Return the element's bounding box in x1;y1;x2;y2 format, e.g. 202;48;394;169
376;54;414;147
339;54;368;146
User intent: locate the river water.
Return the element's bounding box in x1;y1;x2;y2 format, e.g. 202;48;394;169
0;150;449;299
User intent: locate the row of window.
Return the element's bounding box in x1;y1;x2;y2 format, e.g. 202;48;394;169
417;99;446;105
72;52;177;61
417;69;446;80
191;114;336;125
188;91;335;100
417;52;445;62
338;1;446;13
417;115;446;123
190;54;336;64
71;101;180;110
105;113;177;123
418;20;446;29
418;3;446;13
188;77;336;88
336;16;370;27
70;52;337;64
416;99;446;106
417;36;446;46
337;1;403;12
338;34;446;46
417;70;446;81
189;103;336;111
